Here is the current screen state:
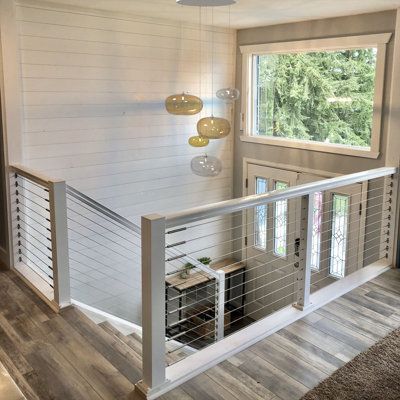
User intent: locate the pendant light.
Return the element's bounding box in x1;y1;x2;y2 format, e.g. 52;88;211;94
197;116;230;139
196;6;231;139
165;21;202;115
216;5;240;102
165;93;203;115
191;154;222;177
188;135;209;147
216;87;240;102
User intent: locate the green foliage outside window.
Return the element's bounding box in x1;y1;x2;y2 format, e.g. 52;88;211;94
255;48;377;147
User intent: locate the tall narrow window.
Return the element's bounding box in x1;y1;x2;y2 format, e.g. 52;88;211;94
329;194;349;278
311;192;323;270
254;177;268;249
274;181;288;256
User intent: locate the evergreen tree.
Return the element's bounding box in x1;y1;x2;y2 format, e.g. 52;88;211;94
256;48;376;147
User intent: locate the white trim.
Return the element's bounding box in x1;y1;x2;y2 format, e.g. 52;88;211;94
239;135;380;159
240;33;391;159
239;33;392;55
71;299;143;333
144;259;390;399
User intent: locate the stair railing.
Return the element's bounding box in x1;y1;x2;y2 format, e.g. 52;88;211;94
135;166;398;399
10;164;70;311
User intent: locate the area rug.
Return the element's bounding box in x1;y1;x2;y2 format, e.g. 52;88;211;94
301;328;400;400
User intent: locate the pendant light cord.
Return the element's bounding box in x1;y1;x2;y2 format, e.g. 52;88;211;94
211;6;214;116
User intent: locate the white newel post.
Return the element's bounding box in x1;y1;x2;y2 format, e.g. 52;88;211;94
48;179;71;309
215;269;225;341
294;194;314;310
136;214;167;397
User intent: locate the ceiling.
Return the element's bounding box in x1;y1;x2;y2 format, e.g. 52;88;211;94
39;0;400;29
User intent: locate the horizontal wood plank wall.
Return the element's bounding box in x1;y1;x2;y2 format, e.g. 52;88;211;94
16;2;235;223
15;2;235;323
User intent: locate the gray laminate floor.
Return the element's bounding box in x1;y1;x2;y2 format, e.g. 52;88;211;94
1;267;399;400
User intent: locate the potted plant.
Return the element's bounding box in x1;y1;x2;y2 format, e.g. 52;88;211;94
180;257;211;279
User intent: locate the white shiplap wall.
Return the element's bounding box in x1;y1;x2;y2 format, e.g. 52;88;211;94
16;2;235;222
15;2;236;322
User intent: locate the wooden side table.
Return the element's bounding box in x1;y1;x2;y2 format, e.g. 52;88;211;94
165;258;246;335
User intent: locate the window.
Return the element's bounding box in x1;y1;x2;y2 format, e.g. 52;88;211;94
273;181;288;256
311;192;323;271
240;34;391;158
254;177;268;249
329;194;349;278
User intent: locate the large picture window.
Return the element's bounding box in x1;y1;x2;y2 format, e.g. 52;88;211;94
240;34;391;158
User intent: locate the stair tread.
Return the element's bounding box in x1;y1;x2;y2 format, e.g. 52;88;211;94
99;321;143;358
62;308;142;384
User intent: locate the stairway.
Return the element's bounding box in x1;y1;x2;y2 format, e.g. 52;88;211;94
0;269;142;400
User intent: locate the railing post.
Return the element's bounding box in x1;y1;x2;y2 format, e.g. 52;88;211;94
48;179;71;309
294;194;314;310
215;270;225;341
135;214;167;398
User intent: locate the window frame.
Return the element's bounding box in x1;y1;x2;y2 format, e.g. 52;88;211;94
239;33;392;159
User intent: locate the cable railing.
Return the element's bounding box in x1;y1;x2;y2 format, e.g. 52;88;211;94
10;164;70;311
136;166;398;399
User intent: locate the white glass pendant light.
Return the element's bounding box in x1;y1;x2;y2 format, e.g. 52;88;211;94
191;155;222;177
216;6;240;102
177;0;236;6
216;87;240;102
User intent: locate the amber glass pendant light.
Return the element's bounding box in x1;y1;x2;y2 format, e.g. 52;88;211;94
197;116;230;139
196;7;231;140
188;135;209;147
165;93;203;115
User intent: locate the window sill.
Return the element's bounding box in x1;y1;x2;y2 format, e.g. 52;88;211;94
240;135;380;159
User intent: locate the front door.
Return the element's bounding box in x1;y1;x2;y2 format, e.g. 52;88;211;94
245;165;298;319
245;164;365;320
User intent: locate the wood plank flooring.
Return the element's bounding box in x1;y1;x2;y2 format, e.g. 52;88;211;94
0;268;399;400
161;268;400;400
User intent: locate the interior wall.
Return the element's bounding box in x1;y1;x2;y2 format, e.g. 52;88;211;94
16;2;236;224
233;10;397;198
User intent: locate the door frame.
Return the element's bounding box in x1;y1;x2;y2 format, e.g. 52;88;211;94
241;158;369;280
241;158;338;264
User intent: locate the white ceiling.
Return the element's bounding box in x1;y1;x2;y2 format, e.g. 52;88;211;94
39;0;400;29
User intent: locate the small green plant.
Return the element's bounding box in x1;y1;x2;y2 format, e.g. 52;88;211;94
180;257;211;279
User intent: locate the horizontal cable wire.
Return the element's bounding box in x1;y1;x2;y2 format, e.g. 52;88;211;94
174;190;387;255
69;250;139;288
17;233;52;261
18;252;54;287
173;184;389;244
16;220;52;242
15;201;50;220
167;223;388;319
67;214;141;257
16;226;52;253
16;208;51;230
166;213;390;299
168;177;389;233
18;241;53;271
15;184;50;202
68;224;139;262
14;175;49;192
173;197;389;261
67;195;141;239
166;278;298;345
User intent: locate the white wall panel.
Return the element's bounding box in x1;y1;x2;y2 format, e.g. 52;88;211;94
16;2;235;322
